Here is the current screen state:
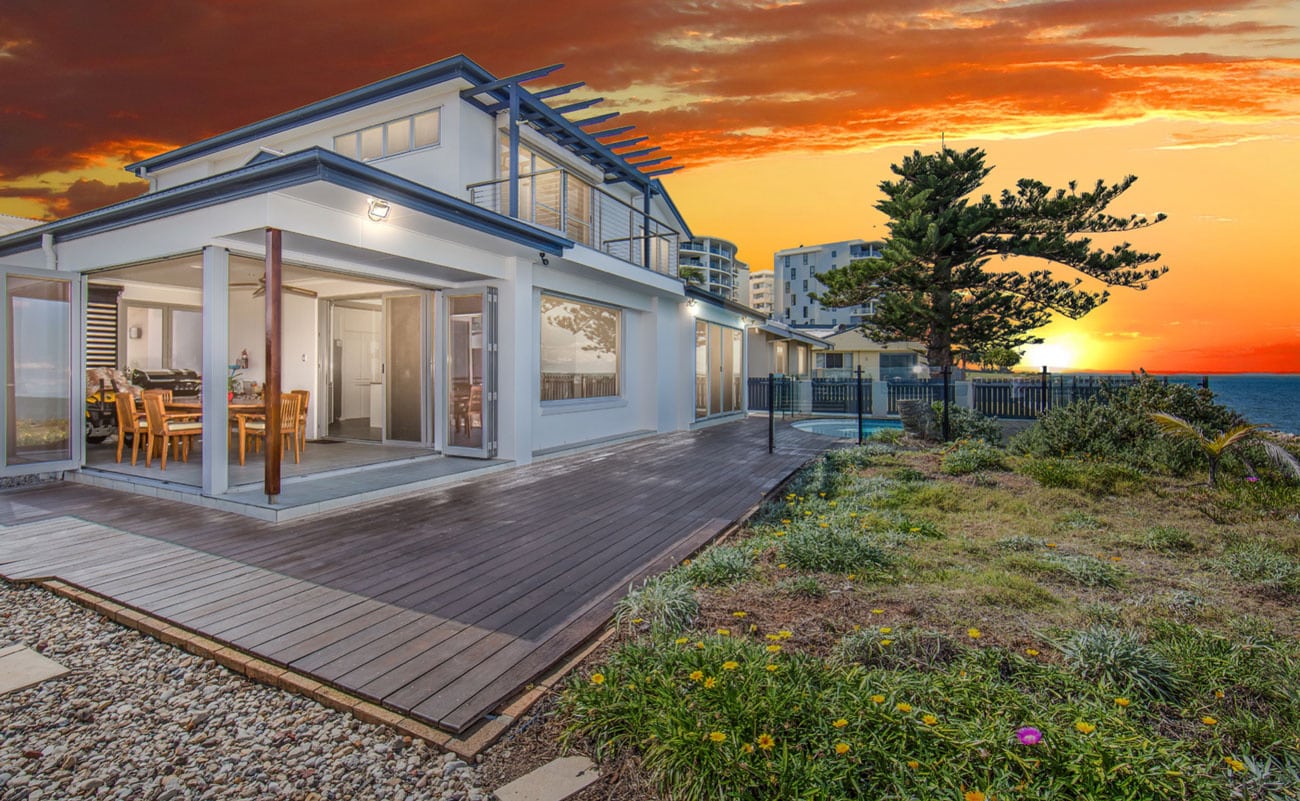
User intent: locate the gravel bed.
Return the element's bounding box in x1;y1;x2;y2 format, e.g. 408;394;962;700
0;581;493;801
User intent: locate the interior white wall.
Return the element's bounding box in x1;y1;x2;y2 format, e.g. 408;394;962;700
227;289;320;438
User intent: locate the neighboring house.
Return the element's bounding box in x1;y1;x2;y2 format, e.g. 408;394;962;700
774;239;883;326
747;318;827;380
678;236;748;304
0;55;738;503
812;327;926;380
748;270;773;317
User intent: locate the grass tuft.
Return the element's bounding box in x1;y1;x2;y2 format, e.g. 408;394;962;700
1057;625;1185;701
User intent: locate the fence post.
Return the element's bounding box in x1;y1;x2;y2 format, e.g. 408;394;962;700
1202;375;1210;390
759;371;769;452
941;365;951;442
855;366;864;445
1040;365;1049;413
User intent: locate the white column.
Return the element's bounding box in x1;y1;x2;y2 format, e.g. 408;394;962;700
201;246;229;496
873;379;890;418
499;258;534;464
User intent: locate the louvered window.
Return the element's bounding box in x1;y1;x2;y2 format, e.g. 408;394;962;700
86;284;122;368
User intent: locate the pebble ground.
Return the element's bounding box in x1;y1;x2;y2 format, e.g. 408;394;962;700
0;581;493;801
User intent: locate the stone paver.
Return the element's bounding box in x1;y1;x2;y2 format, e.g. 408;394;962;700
492;756;600;801
0;643;68;696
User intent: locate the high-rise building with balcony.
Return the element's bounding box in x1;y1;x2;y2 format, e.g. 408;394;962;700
748;271;774;316
774;239;883;327
679;236;748;303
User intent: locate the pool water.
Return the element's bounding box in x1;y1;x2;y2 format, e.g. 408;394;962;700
793;418;904;439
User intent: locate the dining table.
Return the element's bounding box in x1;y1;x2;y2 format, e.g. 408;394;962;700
164;396;265;415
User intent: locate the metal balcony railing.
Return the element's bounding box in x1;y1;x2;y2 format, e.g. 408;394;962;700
468;168;680;277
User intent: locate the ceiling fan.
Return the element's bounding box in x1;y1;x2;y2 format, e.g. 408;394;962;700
230;275;318;298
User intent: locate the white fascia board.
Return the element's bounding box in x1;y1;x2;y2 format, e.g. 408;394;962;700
560;243;684;296
265;192;510;281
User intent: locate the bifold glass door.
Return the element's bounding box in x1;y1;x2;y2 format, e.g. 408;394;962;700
2;269;81;475
443;288;497;458
384;293;427;444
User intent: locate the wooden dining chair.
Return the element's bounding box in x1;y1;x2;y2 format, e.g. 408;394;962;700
113;393;147;465
289;389;310;457
141;388;173;404
236;393;301;467
141;394;201;470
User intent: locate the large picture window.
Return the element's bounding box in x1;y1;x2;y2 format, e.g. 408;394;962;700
540;294;619;401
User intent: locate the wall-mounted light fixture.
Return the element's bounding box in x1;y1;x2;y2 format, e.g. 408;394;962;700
367;199;391;222
538;251;550;266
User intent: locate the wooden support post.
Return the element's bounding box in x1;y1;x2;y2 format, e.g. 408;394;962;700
264;228;283;502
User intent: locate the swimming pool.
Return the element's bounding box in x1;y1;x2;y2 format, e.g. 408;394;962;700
793;418;904;439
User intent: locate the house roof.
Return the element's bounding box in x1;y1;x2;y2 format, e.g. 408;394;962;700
126;55;492;176
685;284;765;320
756;319;830;349
0;148;572;258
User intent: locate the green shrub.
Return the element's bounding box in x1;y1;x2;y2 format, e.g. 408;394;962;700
778;527;893;574
996;535;1045;551
1010;374;1241;475
866;426;903;445
1057;511;1106;531
1058;625;1185;701
1137;525;1195;553
1041;551;1124;588
928;401;1003;444
829;627;962;671
1223;541;1300;596
888;466;926;482
614;573;699;632
823;445;877;471
939;439;1008;475
1016;457;1143;493
685;546;754;586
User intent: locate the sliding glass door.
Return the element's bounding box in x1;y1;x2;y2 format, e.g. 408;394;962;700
443;288;497;458
2;269;81;476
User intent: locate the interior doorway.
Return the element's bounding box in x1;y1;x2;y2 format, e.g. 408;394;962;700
328;300;383;441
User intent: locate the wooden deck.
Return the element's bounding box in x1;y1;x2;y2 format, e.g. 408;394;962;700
0;418;829;733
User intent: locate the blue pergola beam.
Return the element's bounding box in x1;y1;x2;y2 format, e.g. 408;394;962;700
642;166;682;178
460;63;564;98
574;111;620;128
618;146;660;160
604;136;649;150
533;81;585;100
551;97;604;115
591;125;636;139
629;156;672;169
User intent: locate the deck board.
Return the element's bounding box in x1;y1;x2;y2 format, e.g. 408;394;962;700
0;417;829;732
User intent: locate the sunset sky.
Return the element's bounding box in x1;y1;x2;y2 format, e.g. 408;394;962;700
1;1;1296;372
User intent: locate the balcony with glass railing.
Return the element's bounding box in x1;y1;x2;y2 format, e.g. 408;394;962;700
468;168;679;277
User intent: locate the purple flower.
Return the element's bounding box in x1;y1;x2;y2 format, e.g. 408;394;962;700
1246;476;1259;483
1016;726;1043;746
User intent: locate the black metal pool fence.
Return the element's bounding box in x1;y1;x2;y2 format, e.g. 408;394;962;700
748;372;1201;419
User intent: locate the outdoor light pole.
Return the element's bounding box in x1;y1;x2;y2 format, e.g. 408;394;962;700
768;373;775;454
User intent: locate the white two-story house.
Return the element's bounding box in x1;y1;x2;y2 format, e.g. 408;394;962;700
0;54;760;509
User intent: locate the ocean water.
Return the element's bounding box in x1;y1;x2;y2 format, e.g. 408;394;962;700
1166;374;1300;435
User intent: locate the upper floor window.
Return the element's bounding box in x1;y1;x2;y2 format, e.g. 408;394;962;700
334;109;441;162
783;256;790;268
802;254;809;265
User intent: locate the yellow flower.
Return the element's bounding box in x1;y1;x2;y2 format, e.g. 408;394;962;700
907;760;920;769
1075;721;1096;734
689;670;704;681
675;637;689;645
922;714;938;726
778;630;793;640
631;617;643;624
847;573;856;580
732;611;747;618
682;559;692;565
909;527;921;532
695;641;705;649
590;673;605;685
1214;689;1225;699
871;608;884;615
767;644;782;653
849;512;858;518
1025;648;1040;657
774;531;786;537
896;703;913;713
834;742;850;755
757;733;775;751
1202;716;1218;726
832;718;848;729
703;677;717;689
781;518;792;524
709;731;726;743
880;639;893;646
1046;542;1057;548
765;664;779;673
829;500;837;507
965;792;987;801
967;628;982;639
749;624;757;633
778;563;788;569
1225;757;1245;772
741;742;754;754
880;627;893;634
819;522;829;528
870;694;885;704
1115;697;1130;707
717;628;730;636
766;633;781;641
722;660;739;671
